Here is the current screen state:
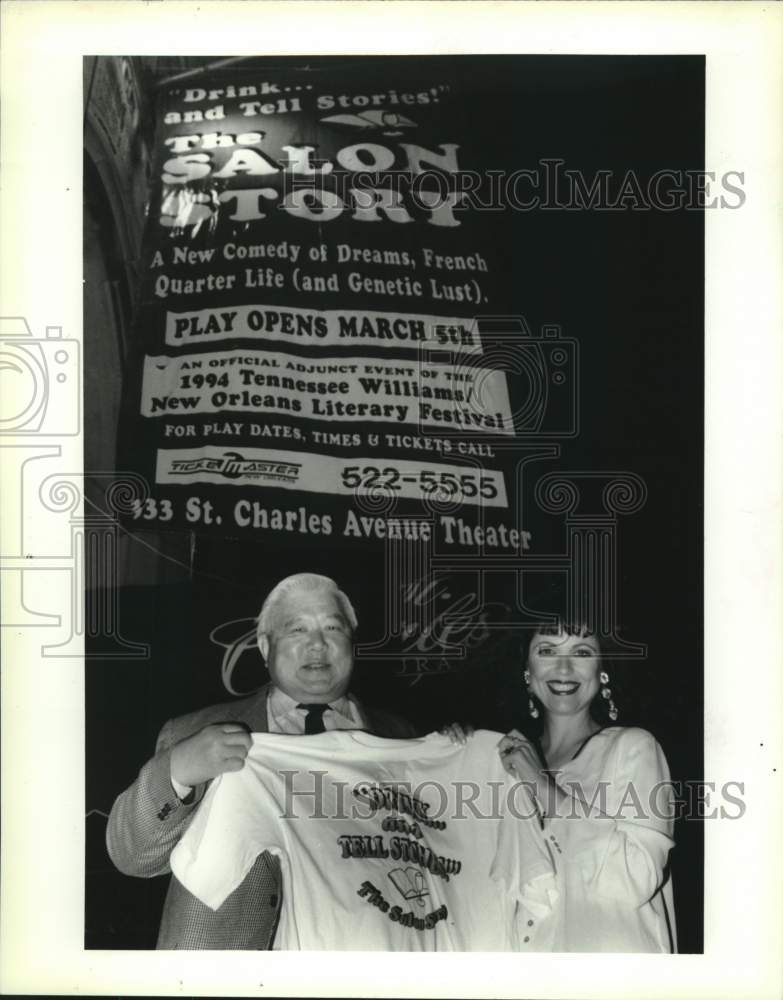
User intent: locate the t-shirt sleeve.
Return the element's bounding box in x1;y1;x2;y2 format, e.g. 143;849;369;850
490;771;559;919
170;757;286;911
547;728;675;907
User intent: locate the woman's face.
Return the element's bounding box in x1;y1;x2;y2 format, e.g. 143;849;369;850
527;629;602;719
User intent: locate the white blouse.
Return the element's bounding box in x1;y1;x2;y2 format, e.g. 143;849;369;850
516;726;677;952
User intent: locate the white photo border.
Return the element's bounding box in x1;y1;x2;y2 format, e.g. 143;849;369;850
1;2;781;997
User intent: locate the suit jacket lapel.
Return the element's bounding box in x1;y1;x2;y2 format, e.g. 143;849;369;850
232;684;270;733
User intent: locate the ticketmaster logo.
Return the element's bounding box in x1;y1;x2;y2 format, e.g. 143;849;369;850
166;451;301;483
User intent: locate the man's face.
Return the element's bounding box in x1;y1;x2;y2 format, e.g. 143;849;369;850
260;588;354;703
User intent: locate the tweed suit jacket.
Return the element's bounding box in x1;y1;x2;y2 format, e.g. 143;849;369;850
106;684;417;949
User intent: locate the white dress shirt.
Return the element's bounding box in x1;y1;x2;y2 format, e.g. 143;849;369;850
266;686;367;734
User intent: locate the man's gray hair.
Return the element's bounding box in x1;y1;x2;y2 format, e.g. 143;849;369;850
256;573;358;644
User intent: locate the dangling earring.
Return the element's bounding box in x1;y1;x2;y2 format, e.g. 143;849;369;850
524;669;539;719
599;670;619;721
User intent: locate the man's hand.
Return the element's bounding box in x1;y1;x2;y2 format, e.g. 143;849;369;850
170;723;252;788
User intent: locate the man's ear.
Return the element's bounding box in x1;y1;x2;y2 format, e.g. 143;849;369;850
258;633;269;661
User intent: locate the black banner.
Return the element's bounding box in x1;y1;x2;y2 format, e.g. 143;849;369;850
118;60;576;551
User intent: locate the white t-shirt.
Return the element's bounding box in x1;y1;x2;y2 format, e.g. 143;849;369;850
171;730;547;951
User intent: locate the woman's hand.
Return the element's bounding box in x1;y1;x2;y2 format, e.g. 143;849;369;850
497;729;543;782
498;729;567;823
440;722;475;745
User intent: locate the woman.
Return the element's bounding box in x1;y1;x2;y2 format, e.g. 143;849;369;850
497;622;677;953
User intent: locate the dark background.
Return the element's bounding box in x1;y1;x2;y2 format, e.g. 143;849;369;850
85;55;704;951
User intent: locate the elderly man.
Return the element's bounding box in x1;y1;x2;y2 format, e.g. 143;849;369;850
106;573;416;949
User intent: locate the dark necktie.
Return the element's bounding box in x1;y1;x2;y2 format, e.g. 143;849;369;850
298;703;329;734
